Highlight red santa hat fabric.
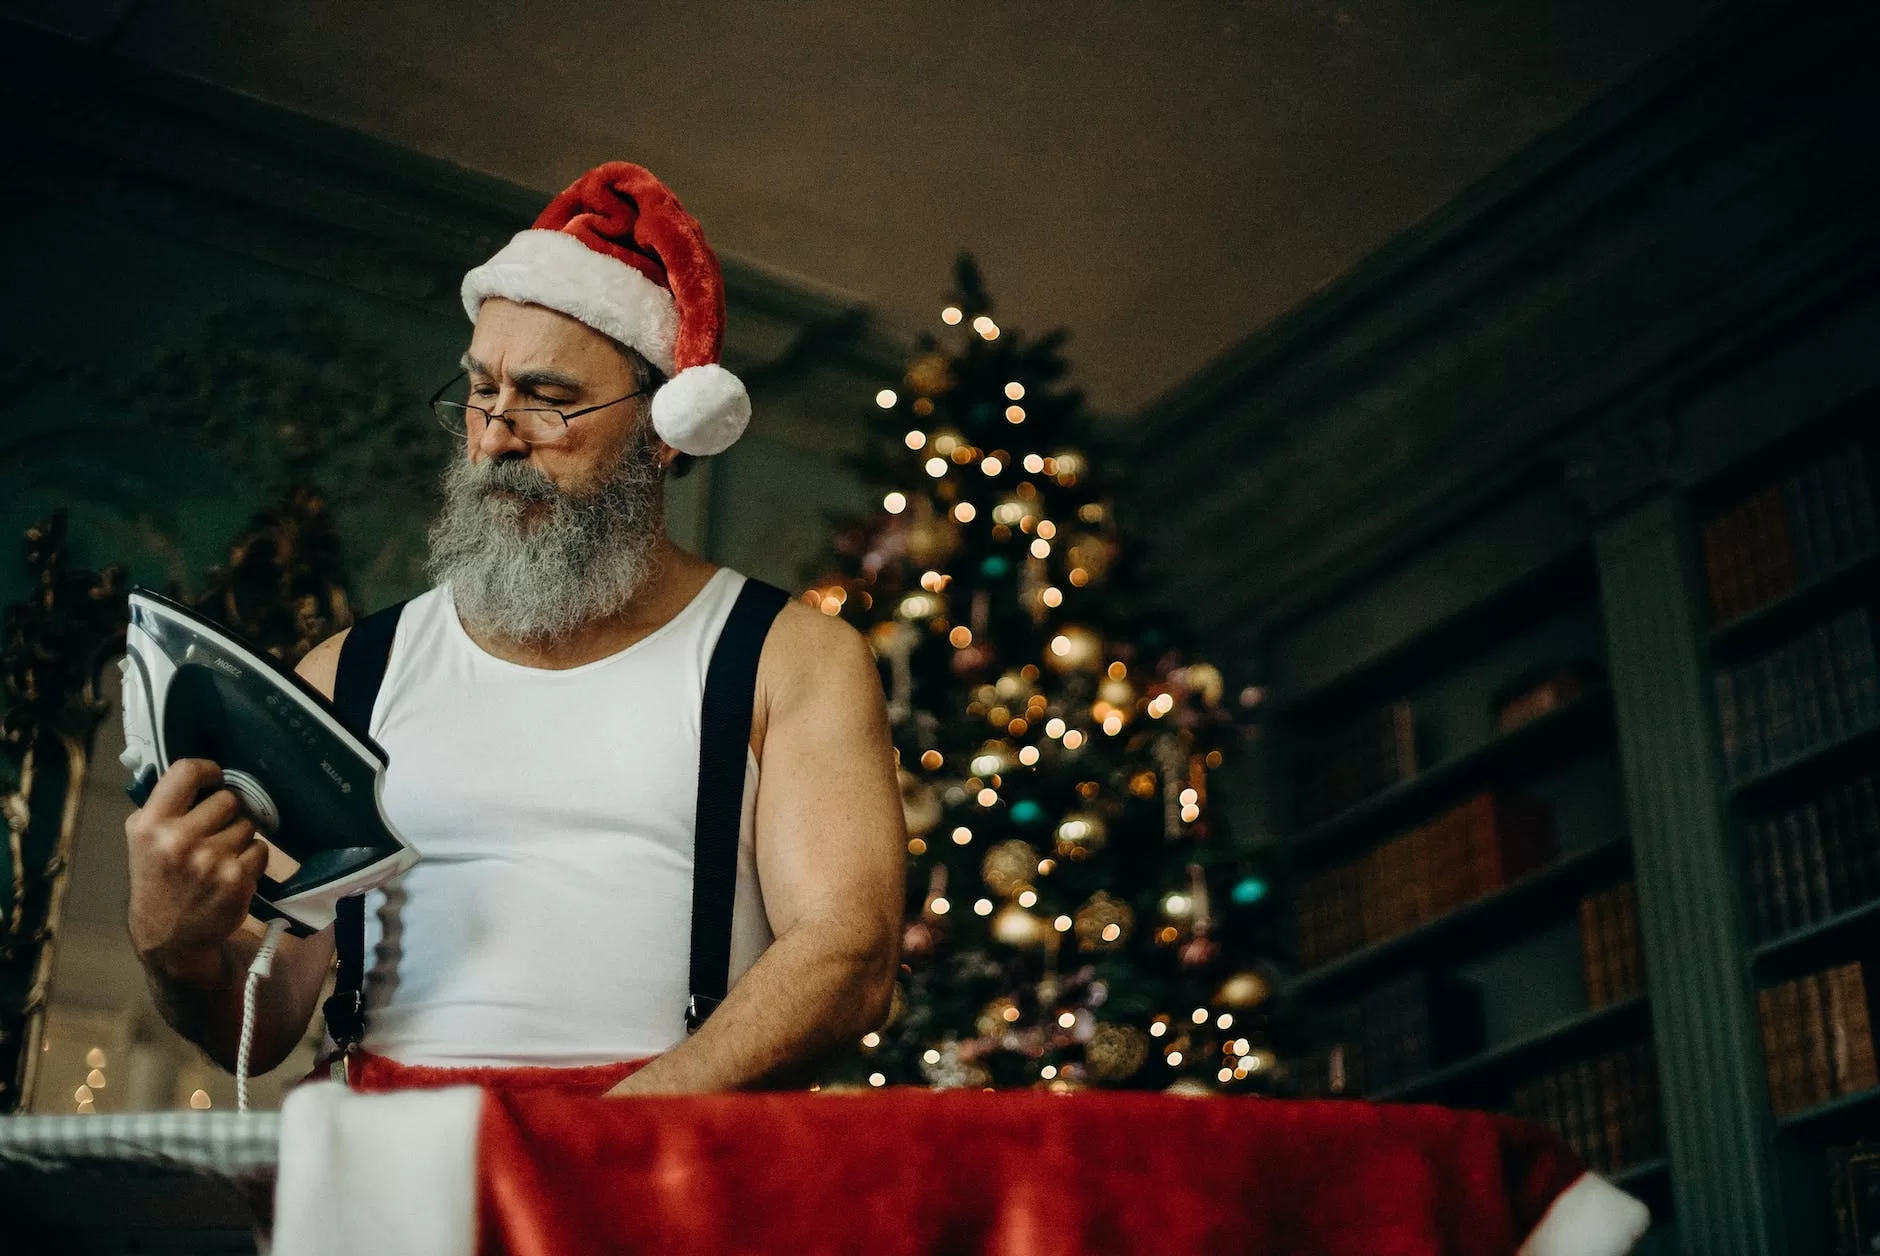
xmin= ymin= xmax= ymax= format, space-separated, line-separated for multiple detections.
xmin=460 ymin=161 xmax=749 ymax=457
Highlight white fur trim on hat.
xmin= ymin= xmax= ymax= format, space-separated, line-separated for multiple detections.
xmin=461 ymin=229 xmax=679 ymax=375
xmin=652 ymin=363 xmax=751 ymax=456
xmin=1517 ymin=1172 xmax=1650 ymax=1256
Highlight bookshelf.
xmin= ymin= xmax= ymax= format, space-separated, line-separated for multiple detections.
xmin=1266 ymin=545 xmax=1670 ymax=1224
xmin=1693 ymin=422 xmax=1879 ymax=1253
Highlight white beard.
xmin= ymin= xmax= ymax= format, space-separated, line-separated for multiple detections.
xmin=425 ymin=431 xmax=665 ymax=644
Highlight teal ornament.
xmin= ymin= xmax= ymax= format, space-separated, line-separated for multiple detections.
xmin=1230 ymin=876 xmax=1269 ymax=907
xmin=980 ymin=555 xmax=1011 ymax=579
xmin=1010 ymin=799 xmax=1045 ymax=826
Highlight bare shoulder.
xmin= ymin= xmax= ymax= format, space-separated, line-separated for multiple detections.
xmin=294 ymin=628 xmax=351 ymax=701
xmin=760 ymin=600 xmax=879 ymax=705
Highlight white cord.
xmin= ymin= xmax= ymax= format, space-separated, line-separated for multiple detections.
xmin=237 ymin=917 xmax=290 ymax=1113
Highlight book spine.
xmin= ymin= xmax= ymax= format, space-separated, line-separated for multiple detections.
xmin=1574 ymin=1058 xmax=1607 ymax=1174
xmin=1599 ymin=1050 xmax=1627 ymax=1172
xmin=1746 ymin=657 xmax=1771 ymax=778
xmin=1801 ymin=808 xmax=1834 ymax=925
xmin=1802 ymin=972 xmax=1834 ymax=1110
xmin=1779 ymin=979 xmax=1808 ymax=1116
xmin=1783 ymin=470 xmax=1819 ymax=584
xmin=1800 ymin=462 xmax=1840 ymax=574
xmin=1581 ymin=893 xmax=1607 ymax=1008
xmin=1841 ymin=961 xmax=1878 ymax=1094
xmin=1781 ymin=812 xmax=1816 ymax=929
xmin=1763 ymin=819 xmax=1793 ymax=938
xmin=1855 ymin=774 xmax=1880 ymax=908
xmin=1758 ymin=986 xmax=1786 ymax=1117
xmin=1615 ymin=882 xmax=1644 ymax=999
xmin=1814 ymin=622 xmax=1849 ymax=743
xmin=1796 ymin=630 xmax=1827 ymax=754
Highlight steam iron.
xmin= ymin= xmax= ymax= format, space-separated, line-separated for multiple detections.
xmin=119 ymin=588 xmax=418 ymax=936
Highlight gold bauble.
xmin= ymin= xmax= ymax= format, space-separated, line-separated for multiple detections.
xmin=1054 ymin=810 xmax=1109 ymax=859
xmin=990 ymin=903 xmax=1049 ymax=949
xmin=977 ymin=996 xmax=1023 ymax=1037
xmin=905 ymin=351 xmax=955 ymax=397
xmin=1045 ymin=624 xmax=1104 ymax=674
xmin=900 ymin=769 xmax=942 ymax=838
xmin=1215 ymin=969 xmax=1271 ymax=1010
xmin=1084 ymin=1023 xmax=1149 ymax=1082
xmin=907 ymin=519 xmax=961 ymax=568
xmin=1177 ymin=662 xmax=1226 ymax=707
xmin=980 ymin=839 xmax=1040 ymax=898
xmin=1072 ymin=892 xmax=1135 ymax=952
xmin=1065 ymin=533 xmax=1114 ymax=582
xmin=994 ymin=669 xmax=1039 ymax=704
xmin=869 ymin=620 xmax=919 ymax=658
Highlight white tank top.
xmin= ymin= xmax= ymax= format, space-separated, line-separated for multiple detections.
xmin=358 ymin=567 xmax=772 ymax=1067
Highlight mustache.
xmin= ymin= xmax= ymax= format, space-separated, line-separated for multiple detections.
xmin=458 ymin=455 xmax=565 ymax=503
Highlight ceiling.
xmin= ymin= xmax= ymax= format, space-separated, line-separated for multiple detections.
xmin=17 ymin=0 xmax=1718 ymax=414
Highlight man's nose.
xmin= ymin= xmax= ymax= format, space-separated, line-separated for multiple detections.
xmin=473 ymin=405 xmax=532 ymax=461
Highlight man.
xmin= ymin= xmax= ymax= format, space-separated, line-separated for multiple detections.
xmin=124 ymin=161 xmax=905 ymax=1095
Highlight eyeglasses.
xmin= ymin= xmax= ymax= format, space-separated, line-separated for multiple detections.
xmin=429 ymin=373 xmax=649 ymax=445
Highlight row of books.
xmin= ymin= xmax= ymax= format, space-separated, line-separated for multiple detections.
xmin=1742 ymin=768 xmax=1880 ymax=943
xmin=1508 ymin=1041 xmax=1664 ymax=1178
xmin=1712 ymin=606 xmax=1879 ymax=783
xmin=1294 ymin=699 xmax=1418 ymax=827
xmin=1289 ymin=971 xmax=1485 ymax=1099
xmin=1294 ymin=793 xmax=1558 ymax=970
xmin=1580 ymin=881 xmax=1645 ymax=1008
xmin=1757 ymin=962 xmax=1877 ymax=1120
xmin=1701 ymin=438 xmax=1877 ymax=625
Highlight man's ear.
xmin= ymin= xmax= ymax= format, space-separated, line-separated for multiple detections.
xmin=654 ymin=437 xmax=680 ymax=470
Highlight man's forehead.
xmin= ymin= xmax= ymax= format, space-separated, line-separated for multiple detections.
xmin=460 ymin=350 xmax=583 ymax=389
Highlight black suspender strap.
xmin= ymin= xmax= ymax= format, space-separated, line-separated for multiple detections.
xmin=322 ymin=600 xmax=407 ymax=1053
xmin=686 ymin=578 xmax=790 ymax=1034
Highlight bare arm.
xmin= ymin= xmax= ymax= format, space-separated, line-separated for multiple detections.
xmin=128 ymin=632 xmax=348 ymax=1075
xmin=609 ymin=606 xmax=905 ymax=1093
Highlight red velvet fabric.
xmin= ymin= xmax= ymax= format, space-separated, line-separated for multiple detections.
xmin=532 ymin=162 xmax=728 ymax=371
xmin=472 ymin=1089 xmax=1587 ymax=1256
xmin=343 ymin=1049 xmax=651 ymax=1096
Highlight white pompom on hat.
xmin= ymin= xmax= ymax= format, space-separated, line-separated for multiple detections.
xmin=460 ymin=162 xmax=750 ymax=457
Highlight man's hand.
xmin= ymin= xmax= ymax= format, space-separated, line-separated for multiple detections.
xmin=125 ymin=758 xmax=269 ymax=985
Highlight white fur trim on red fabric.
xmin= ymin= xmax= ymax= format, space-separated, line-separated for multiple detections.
xmin=651 ymin=362 xmax=752 ymax=456
xmin=1517 ymin=1172 xmax=1651 ymax=1256
xmin=274 ymin=1083 xmax=484 ymax=1256
xmin=462 ymin=229 xmax=680 ymax=375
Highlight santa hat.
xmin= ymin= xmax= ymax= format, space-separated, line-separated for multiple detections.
xmin=460 ymin=161 xmax=749 ymax=457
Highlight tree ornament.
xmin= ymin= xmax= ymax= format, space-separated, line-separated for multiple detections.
xmin=1065 ymin=532 xmax=1115 ymax=583
xmin=1097 ymin=674 xmax=1136 ymax=711
xmin=1084 ymin=1023 xmax=1149 ymax=1082
xmin=1044 ymin=624 xmax=1104 ymax=674
xmin=949 ymin=641 xmax=998 ymax=680
xmin=1072 ymin=891 xmax=1134 ymax=951
xmin=905 ymin=498 xmax=961 ymax=567
xmin=1173 ymin=662 xmax=1226 ymax=707
xmin=1215 ymin=969 xmax=1271 ymax=1010
xmin=1177 ymin=864 xmax=1219 ymax=969
xmin=980 ymin=839 xmax=1040 ymax=898
xmin=990 ymin=902 xmax=1049 ymax=949
xmin=904 ymin=351 xmax=954 ymax=397
xmin=920 ymin=1039 xmax=990 ymax=1090
xmin=1053 ymin=810 xmax=1108 ymax=859
xmin=900 ymin=769 xmax=942 ymax=838
xmin=976 ymin=996 xmax=1023 ymax=1037
xmin=902 ymin=918 xmax=939 ymax=964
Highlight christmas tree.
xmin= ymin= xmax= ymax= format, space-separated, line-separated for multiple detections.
xmin=810 ymin=257 xmax=1279 ymax=1093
